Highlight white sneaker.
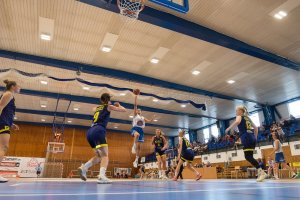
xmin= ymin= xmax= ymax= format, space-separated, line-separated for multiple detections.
xmin=274 ymin=176 xmax=280 ymax=180
xmin=0 ymin=176 xmax=8 ymax=183
xmin=256 ymin=169 xmax=267 ymax=182
xmin=133 ymin=159 xmax=138 ymax=168
xmin=97 ymin=175 xmax=112 ymax=184
xmin=162 ymin=175 xmax=168 ymax=180
xmin=131 ymin=144 xmax=136 ymax=154
xmin=78 ymin=164 xmax=87 ymax=181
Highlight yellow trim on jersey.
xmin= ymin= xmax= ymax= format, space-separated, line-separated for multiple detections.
xmin=180 ymin=156 xmax=193 ymax=163
xmin=243 ymin=148 xmax=254 ymax=152
xmin=94 ymin=144 xmax=108 ymax=149
xmin=0 ymin=126 xmax=10 ymax=133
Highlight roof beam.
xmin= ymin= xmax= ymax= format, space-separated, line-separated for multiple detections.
xmin=0 ymin=50 xmax=261 ymax=104
xmin=16 ymin=108 xmax=182 ymax=130
xmin=0 ymin=86 xmax=217 ymax=119
xmin=79 ymin=0 xmax=300 ymax=71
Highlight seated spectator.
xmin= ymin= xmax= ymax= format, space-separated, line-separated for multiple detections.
xmin=267 ymin=156 xmax=275 ymax=178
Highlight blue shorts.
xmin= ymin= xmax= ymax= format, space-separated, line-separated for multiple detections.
xmin=155 ymin=149 xmax=166 ymax=157
xmin=240 ymin=132 xmax=256 ymax=151
xmin=86 ymin=125 xmax=107 ymax=149
xmin=131 ymin=127 xmax=144 ymax=142
xmin=180 ymin=149 xmax=194 ymax=163
xmin=275 ymin=152 xmax=285 ymax=163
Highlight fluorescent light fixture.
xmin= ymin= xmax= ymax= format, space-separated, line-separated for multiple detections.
xmin=120 ymin=93 xmax=126 ymax=96
xmin=83 ymin=86 xmax=90 ymax=90
xmin=181 ymin=105 xmax=187 ymax=108
xmin=40 ymin=33 xmax=51 ymax=41
xmin=153 ymin=119 xmax=158 ymax=122
xmin=41 ymin=119 xmax=46 ymax=122
xmin=114 ymin=126 xmax=118 ymax=129
xmin=73 ymin=108 xmax=79 ymax=111
xmin=101 ymin=46 xmax=112 ymax=53
xmin=227 ymin=80 xmax=235 ymax=84
xmin=14 ymin=116 xmax=17 ymax=120
xmin=278 ymin=11 xmax=287 ymax=17
xmin=274 ymin=13 xmax=283 ymax=19
xmin=129 ymin=115 xmax=134 ymax=118
xmin=41 ymin=105 xmax=47 ymax=108
xmin=153 ymin=99 xmax=159 ymax=102
xmin=100 ymin=33 xmax=119 ymax=53
xmin=192 ymin=70 xmax=200 ymax=75
xmin=67 ymin=120 xmax=72 ymax=123
xmin=150 ymin=58 xmax=159 ymax=64
xmin=40 ymin=80 xmax=48 ymax=85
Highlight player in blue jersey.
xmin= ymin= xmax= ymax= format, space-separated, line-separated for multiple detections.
xmin=173 ymin=130 xmax=201 ymax=181
xmin=152 ymin=129 xmax=168 ymax=179
xmin=78 ymin=93 xmax=126 ymax=184
xmin=225 ymin=105 xmax=267 ymax=182
xmin=0 ymin=80 xmax=20 ymax=183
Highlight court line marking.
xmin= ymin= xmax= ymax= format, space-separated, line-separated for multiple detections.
xmin=0 ymin=185 xmax=299 ymax=197
xmin=9 ymin=183 xmax=26 ymax=187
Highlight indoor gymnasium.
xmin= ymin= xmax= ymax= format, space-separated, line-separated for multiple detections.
xmin=0 ymin=0 xmax=300 ymax=199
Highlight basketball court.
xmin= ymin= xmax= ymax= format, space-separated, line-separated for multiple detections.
xmin=1 ymin=179 xmax=300 ymax=200
xmin=0 ymin=0 xmax=300 ymax=199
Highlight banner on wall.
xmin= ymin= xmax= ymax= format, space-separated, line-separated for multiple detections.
xmin=0 ymin=156 xmax=45 ymax=178
xmin=113 ymin=168 xmax=132 ymax=177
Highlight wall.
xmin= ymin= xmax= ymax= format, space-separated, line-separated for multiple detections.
xmin=7 ymin=123 xmax=155 ymax=177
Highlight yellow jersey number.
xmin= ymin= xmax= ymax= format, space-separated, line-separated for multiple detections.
xmin=245 ymin=117 xmax=252 ymax=130
xmin=93 ymin=105 xmax=104 ymax=123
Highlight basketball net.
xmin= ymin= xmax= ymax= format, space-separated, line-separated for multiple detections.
xmin=118 ymin=0 xmax=145 ymax=20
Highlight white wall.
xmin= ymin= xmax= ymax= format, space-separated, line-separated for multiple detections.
xmin=196 ymin=130 xmax=204 ymax=143
xmin=275 ymin=103 xmax=290 ymax=120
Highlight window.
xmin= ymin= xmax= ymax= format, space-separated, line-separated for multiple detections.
xmin=203 ymin=128 xmax=210 ymax=143
xmin=211 ymin=125 xmax=219 ymax=138
xmin=250 ymin=112 xmax=260 ymax=127
xmin=185 ymin=133 xmax=190 ymax=142
xmin=288 ymin=100 xmax=300 ymax=118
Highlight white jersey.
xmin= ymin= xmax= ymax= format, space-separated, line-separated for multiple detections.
xmin=275 ymin=140 xmax=283 ymax=153
xmin=132 ymin=114 xmax=145 ymax=128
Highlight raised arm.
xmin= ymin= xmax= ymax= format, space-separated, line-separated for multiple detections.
xmin=177 ymin=137 xmax=183 ymax=161
xmin=0 ymin=92 xmax=13 ymax=115
xmin=134 ymin=95 xmax=138 ymax=116
xmin=225 ymin=116 xmax=242 ymax=134
xmin=108 ymin=103 xmax=127 ymax=112
xmin=144 ymin=115 xmax=156 ymax=123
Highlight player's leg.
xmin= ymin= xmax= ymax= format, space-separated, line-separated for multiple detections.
xmin=156 ymin=154 xmax=162 ymax=178
xmin=161 ymin=154 xmax=168 ymax=179
xmin=131 ymin=130 xmax=140 ymax=154
xmin=173 ymin=159 xmax=184 ymax=181
xmin=0 ymin=133 xmax=10 ymax=183
xmin=186 ymin=162 xmax=201 ymax=181
xmin=97 ymin=146 xmax=111 ymax=183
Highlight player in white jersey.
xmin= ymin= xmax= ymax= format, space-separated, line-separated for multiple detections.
xmin=131 ymin=94 xmax=155 ymax=168
xmin=269 ymin=131 xmax=297 ymax=179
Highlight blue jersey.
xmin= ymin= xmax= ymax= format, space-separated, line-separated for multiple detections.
xmin=181 ymin=137 xmax=191 ymax=151
xmin=92 ymin=104 xmax=110 ymax=128
xmin=153 ymin=136 xmax=165 ymax=151
xmin=0 ymin=94 xmax=16 ymax=126
xmin=237 ymin=116 xmax=252 ymax=135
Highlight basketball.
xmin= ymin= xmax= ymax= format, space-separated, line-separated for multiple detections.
xmin=133 ymin=89 xmax=140 ymax=95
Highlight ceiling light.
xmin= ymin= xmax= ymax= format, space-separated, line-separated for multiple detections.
xmin=153 ymin=119 xmax=158 ymax=122
xmin=227 ymin=80 xmax=235 ymax=84
xmin=192 ymin=70 xmax=200 ymax=75
xmin=114 ymin=126 xmax=118 ymax=129
xmin=120 ymin=93 xmax=126 ymax=96
xmin=278 ymin=11 xmax=287 ymax=17
xmin=14 ymin=116 xmax=17 ymax=120
xmin=129 ymin=115 xmax=134 ymax=118
xmin=181 ymin=105 xmax=186 ymax=108
xmin=67 ymin=120 xmax=72 ymax=123
xmin=101 ymin=46 xmax=112 ymax=53
xmin=83 ymin=86 xmax=90 ymax=90
xmin=274 ymin=13 xmax=283 ymax=19
xmin=73 ymin=107 xmax=79 ymax=111
xmin=41 ymin=119 xmax=46 ymax=122
xmin=40 ymin=33 xmax=51 ymax=41
xmin=150 ymin=58 xmax=159 ymax=64
xmin=153 ymin=99 xmax=159 ymax=102
xmin=41 ymin=105 xmax=47 ymax=108
xmin=40 ymin=80 xmax=48 ymax=85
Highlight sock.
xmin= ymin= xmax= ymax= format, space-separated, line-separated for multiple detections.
xmin=84 ymin=160 xmax=93 ymax=170
xmin=100 ymin=167 xmax=106 ymax=177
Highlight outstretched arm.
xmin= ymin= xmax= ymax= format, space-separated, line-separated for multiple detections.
xmin=225 ymin=116 xmax=242 ymax=134
xmin=108 ymin=103 xmax=127 ymax=112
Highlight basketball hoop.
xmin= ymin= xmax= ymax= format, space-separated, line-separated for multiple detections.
xmin=117 ymin=0 xmax=145 ymax=19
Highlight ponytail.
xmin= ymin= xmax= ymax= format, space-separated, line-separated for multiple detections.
xmin=3 ymin=80 xmax=17 ymax=91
